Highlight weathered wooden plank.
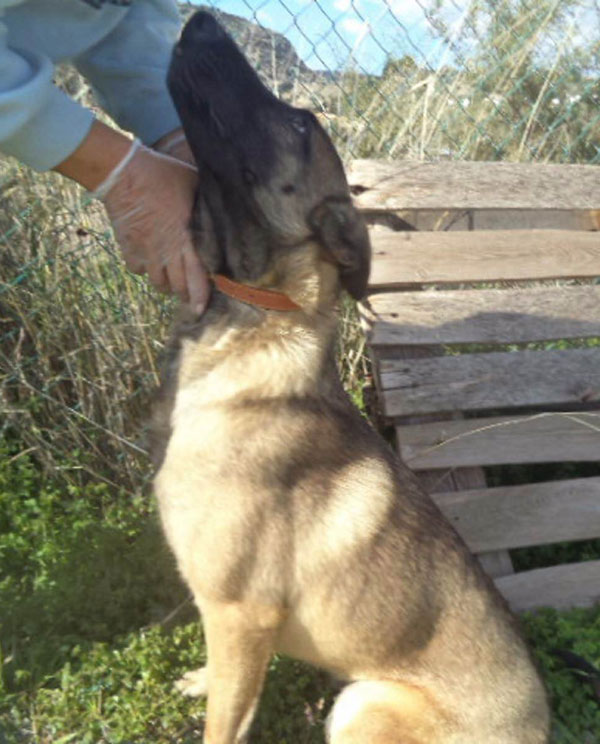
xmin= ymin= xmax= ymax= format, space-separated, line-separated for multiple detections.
xmin=369 ymin=229 xmax=600 ymax=288
xmin=477 ymin=550 xmax=515 ymax=578
xmin=362 ymin=208 xmax=598 ymax=232
xmin=471 ymin=209 xmax=598 ymax=231
xmin=365 ymin=286 xmax=600 ymax=347
xmin=495 ymin=560 xmax=600 ymax=612
xmin=379 ymin=348 xmax=600 ymax=417
xmin=396 ymin=413 xmax=600 ymax=470
xmin=432 ymin=477 xmax=600 ymax=553
xmin=348 ymin=160 xmax=600 ymax=214
xmin=388 ymin=350 xmax=514 ymax=578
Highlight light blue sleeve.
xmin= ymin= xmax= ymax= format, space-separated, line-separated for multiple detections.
xmin=0 ymin=10 xmax=94 ymax=172
xmin=74 ymin=0 xmax=183 ymax=147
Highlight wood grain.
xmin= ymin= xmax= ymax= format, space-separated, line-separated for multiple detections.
xmin=387 ymin=346 xmax=514 ymax=578
xmin=432 ymin=477 xmax=600 ymax=552
xmin=368 ymin=229 xmax=600 ymax=288
xmin=495 ymin=560 xmax=600 ymax=611
xmin=362 ymin=208 xmax=599 ymax=232
xmin=396 ymin=412 xmax=600 ymax=469
xmin=364 ymin=286 xmax=600 ymax=347
xmin=348 ymin=160 xmax=600 ymax=213
xmin=357 ymin=159 xmax=600 ymax=598
xmin=379 ymin=348 xmax=600 ymax=417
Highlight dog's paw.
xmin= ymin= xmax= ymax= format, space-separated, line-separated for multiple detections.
xmin=175 ymin=667 xmax=208 ymax=697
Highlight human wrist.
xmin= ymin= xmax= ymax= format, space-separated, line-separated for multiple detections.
xmin=53 ymin=120 xmax=134 ymax=192
xmin=153 ymin=128 xmax=186 ymax=154
xmin=91 ymin=139 xmax=143 ymax=200
xmin=153 ymin=127 xmax=195 ymax=165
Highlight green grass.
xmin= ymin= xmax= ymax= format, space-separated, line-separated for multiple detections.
xmin=523 ymin=607 xmax=600 ymax=743
xmin=1 ymin=434 xmax=600 ymax=743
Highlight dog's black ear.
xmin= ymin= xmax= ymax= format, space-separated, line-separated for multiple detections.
xmin=309 ymin=199 xmax=371 ymax=300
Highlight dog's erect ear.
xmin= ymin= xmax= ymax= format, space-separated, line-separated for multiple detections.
xmin=309 ymin=199 xmax=371 ymax=300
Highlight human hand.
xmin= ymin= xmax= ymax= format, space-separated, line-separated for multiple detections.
xmin=93 ymin=139 xmax=209 ymax=314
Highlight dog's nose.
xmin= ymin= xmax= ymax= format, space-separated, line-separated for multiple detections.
xmin=180 ymin=11 xmax=227 ymax=46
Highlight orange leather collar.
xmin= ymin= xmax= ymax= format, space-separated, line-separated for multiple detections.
xmin=212 ymin=274 xmax=301 ymax=312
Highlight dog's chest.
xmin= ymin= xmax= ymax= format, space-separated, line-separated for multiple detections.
xmin=152 ymin=323 xmax=330 ymax=599
xmin=154 ymin=388 xmax=294 ymax=601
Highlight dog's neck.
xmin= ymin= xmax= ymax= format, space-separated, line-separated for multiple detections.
xmin=211 ymin=274 xmax=302 ymax=312
xmin=173 ymin=242 xmax=343 ymax=400
xmin=211 ymin=241 xmax=340 ymax=318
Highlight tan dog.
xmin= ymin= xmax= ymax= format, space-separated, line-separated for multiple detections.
xmin=153 ymin=11 xmax=550 ymax=743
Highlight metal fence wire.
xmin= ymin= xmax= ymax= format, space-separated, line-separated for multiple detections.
xmin=1 ymin=0 xmax=599 ymax=490
xmin=191 ymin=0 xmax=600 ymax=163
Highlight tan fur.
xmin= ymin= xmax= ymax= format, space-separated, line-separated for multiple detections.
xmin=327 ymin=680 xmax=444 ymax=744
xmin=154 ymin=248 xmax=549 ymax=744
xmin=156 ymin=14 xmax=550 ymax=740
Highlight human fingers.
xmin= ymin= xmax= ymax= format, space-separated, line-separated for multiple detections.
xmin=182 ymin=248 xmax=211 ymax=315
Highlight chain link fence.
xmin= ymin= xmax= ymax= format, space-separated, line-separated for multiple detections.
xmin=1 ymin=0 xmax=599 ymax=490
xmin=193 ymin=0 xmax=600 ymax=163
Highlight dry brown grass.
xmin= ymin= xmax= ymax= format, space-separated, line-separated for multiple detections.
xmin=0 ymin=162 xmax=173 ymax=492
xmin=2 ymin=0 xmax=598 ymax=491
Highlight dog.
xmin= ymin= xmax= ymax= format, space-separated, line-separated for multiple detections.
xmin=152 ymin=11 xmax=550 ymax=743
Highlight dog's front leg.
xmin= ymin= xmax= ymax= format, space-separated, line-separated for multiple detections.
xmin=201 ymin=599 xmax=286 ymax=744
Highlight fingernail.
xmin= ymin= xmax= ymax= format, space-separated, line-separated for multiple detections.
xmin=195 ymin=301 xmax=206 ymax=316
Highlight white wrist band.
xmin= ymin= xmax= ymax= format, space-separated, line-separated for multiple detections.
xmin=92 ymin=138 xmax=142 ymax=200
xmin=158 ymin=131 xmax=187 ymax=155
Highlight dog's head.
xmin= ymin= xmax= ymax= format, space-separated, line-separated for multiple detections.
xmin=168 ymin=11 xmax=370 ymax=299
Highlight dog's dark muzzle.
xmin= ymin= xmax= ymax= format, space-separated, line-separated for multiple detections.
xmin=168 ymin=11 xmax=289 ymax=196
xmin=169 ymin=11 xmax=277 ymax=114
xmin=177 ymin=10 xmax=227 ymax=48
xmin=168 ymin=11 xmax=283 ymax=178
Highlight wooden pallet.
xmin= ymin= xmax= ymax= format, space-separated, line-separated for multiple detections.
xmin=351 ymin=160 xmax=600 ymax=612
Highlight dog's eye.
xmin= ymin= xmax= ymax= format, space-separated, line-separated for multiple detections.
xmin=242 ymin=168 xmax=257 ymax=186
xmin=290 ymin=116 xmax=309 ymax=135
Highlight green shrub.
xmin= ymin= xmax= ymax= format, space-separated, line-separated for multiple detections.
xmin=523 ymin=606 xmax=600 ymax=742
xmin=0 ymin=443 xmax=189 ymax=692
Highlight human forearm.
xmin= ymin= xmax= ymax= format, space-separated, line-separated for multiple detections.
xmin=0 ymin=17 xmax=94 ymax=171
xmin=53 ymin=119 xmax=132 ymax=191
xmin=74 ymin=0 xmax=182 ymax=148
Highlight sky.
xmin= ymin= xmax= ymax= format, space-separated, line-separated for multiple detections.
xmin=191 ymin=0 xmax=599 ymax=77
xmin=192 ymin=0 xmax=448 ymax=75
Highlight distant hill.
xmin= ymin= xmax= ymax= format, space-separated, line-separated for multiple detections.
xmin=54 ymin=5 xmax=345 ymax=124
xmin=179 ymin=4 xmax=338 ymax=107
